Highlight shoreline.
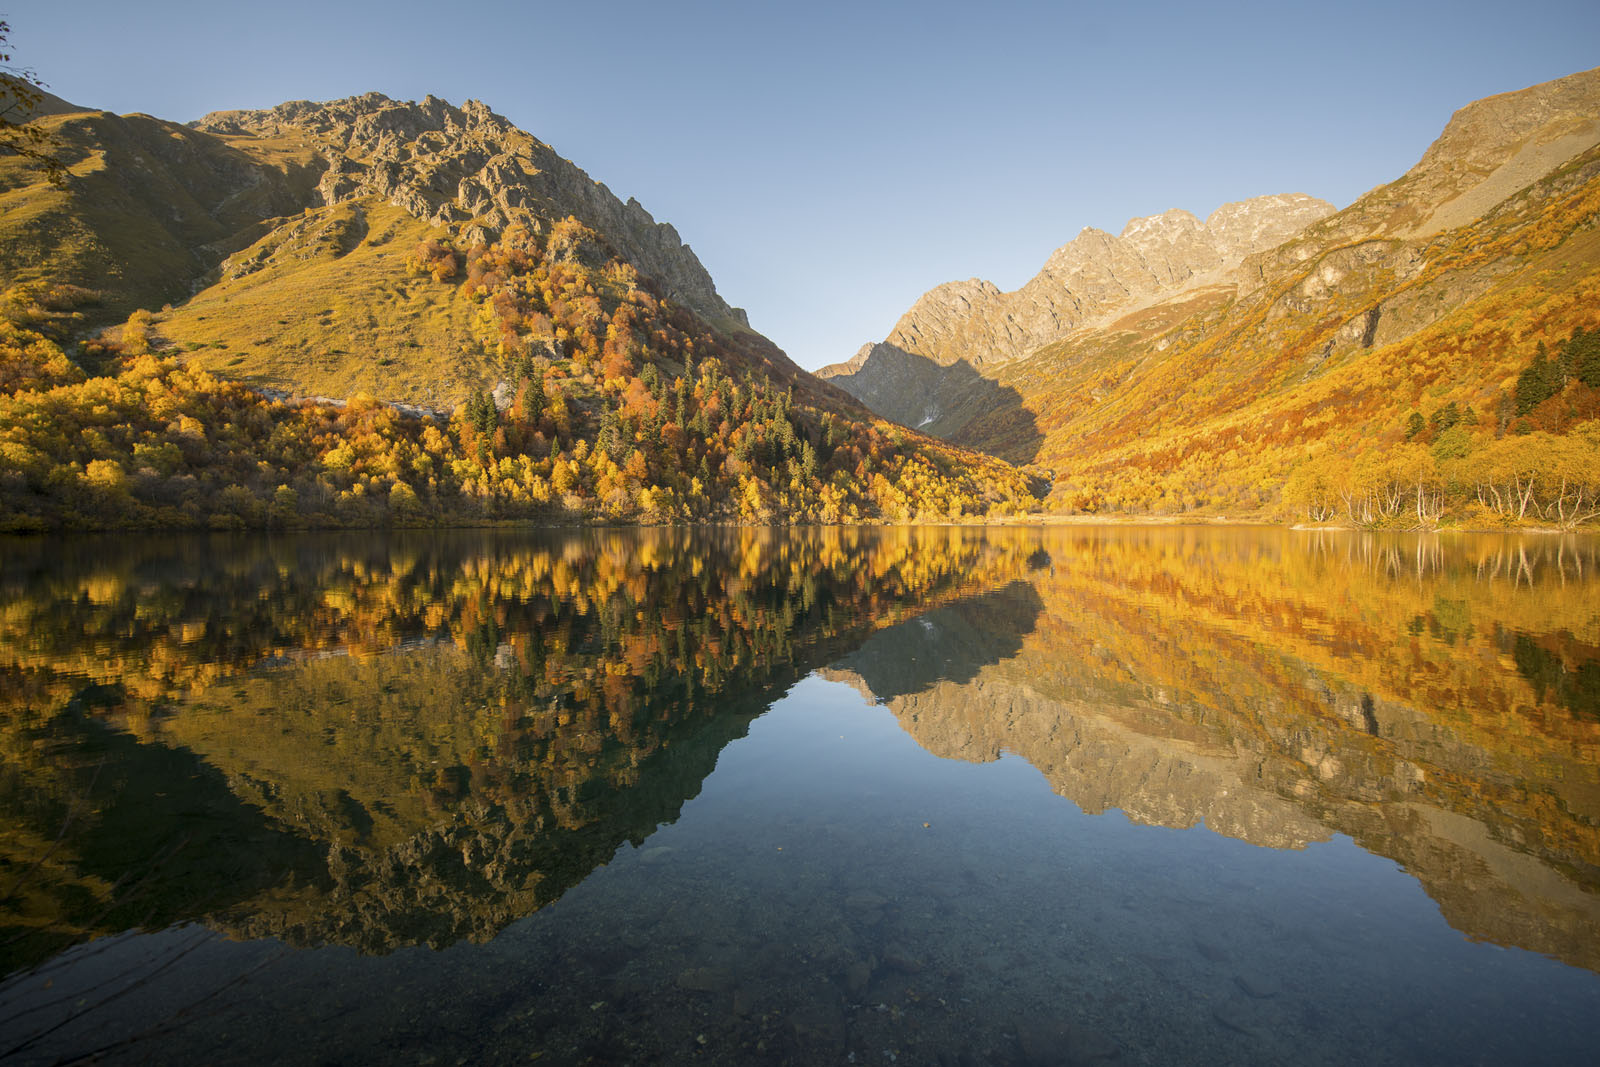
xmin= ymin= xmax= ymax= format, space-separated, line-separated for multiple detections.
xmin=5 ymin=514 xmax=1597 ymax=537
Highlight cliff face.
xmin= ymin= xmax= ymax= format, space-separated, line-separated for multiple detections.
xmin=190 ymin=93 xmax=745 ymax=326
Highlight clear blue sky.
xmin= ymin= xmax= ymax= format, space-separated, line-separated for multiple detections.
xmin=9 ymin=0 xmax=1600 ymax=369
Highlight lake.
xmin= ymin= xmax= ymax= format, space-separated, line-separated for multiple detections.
xmin=1 ymin=526 xmax=1597 ymax=1065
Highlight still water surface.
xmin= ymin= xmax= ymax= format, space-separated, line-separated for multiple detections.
xmin=0 ymin=526 xmax=1597 ymax=1064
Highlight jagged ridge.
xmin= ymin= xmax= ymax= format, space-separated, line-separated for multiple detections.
xmin=191 ymin=93 xmax=746 ymax=326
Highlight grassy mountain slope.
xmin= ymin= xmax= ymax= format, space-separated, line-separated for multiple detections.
xmin=0 ymin=103 xmax=308 ymax=322
xmin=158 ymin=200 xmax=490 ymax=406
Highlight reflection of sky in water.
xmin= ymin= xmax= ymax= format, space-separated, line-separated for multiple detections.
xmin=647 ymin=674 xmax=1600 ymax=1064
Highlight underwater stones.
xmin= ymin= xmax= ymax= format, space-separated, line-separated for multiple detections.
xmin=1233 ymin=969 xmax=1281 ymax=999
xmin=675 ymin=966 xmax=734 ymax=993
xmin=882 ymin=944 xmax=925 ymax=974
xmin=787 ymin=999 xmax=847 ymax=1048
xmin=1211 ymin=994 xmax=1266 ymax=1036
xmin=844 ymin=958 xmax=874 ymax=997
xmin=1014 ymin=1017 xmax=1122 ymax=1065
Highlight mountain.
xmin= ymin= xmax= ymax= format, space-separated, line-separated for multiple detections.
xmin=820 ymin=67 xmax=1600 ymax=519
xmin=0 ymin=93 xmax=1040 ymax=528
xmin=0 ymin=92 xmax=754 ymax=403
xmin=817 ymin=193 xmax=1333 ymax=440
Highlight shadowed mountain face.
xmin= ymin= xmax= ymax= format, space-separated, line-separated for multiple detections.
xmin=815 ymin=341 xmax=1044 ymax=462
xmin=1 ymin=527 xmax=1596 ymax=978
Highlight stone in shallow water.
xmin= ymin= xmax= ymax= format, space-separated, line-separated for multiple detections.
xmin=676 ymin=966 xmax=733 ymax=993
xmin=1212 ymin=995 xmax=1263 ymax=1036
xmin=1234 ymin=969 xmax=1281 ymax=999
xmin=1014 ymin=1017 xmax=1121 ymax=1065
xmin=787 ymin=1000 xmax=846 ymax=1048
xmin=882 ymin=944 xmax=924 ymax=974
xmin=845 ymin=959 xmax=874 ymax=997
xmin=1193 ymin=939 xmax=1229 ymax=963
xmin=845 ymin=890 xmax=889 ymax=911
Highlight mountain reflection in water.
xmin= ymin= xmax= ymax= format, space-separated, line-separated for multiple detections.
xmin=0 ymin=526 xmax=1597 ymax=1064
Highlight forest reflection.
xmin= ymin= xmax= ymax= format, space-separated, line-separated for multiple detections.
xmin=0 ymin=527 xmax=1596 ymax=975
xmin=0 ymin=527 xmax=1046 ymax=970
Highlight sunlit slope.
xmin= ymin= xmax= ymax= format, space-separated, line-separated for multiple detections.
xmin=816 ymin=67 xmax=1600 ymax=515
xmin=155 ymin=200 xmax=492 ymax=406
xmin=0 ymin=105 xmax=307 ymax=323
xmin=1 ymin=93 xmax=1044 ymax=527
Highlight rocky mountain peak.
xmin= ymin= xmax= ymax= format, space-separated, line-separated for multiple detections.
xmin=1399 ymin=66 xmax=1600 ymax=237
xmin=1416 ymin=66 xmax=1600 ymax=179
xmin=1119 ymin=208 xmax=1203 ymax=241
xmin=192 ymin=93 xmax=744 ymax=324
xmin=1203 ymin=194 xmax=1333 ymax=256
xmin=861 ymin=192 xmax=1334 ymax=373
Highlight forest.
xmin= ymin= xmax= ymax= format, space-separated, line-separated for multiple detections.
xmin=1279 ymin=326 xmax=1600 ymax=530
xmin=3 ymin=207 xmax=1598 ymax=531
xmin=0 ymin=217 xmax=1039 ymax=531
xmin=0 ymin=527 xmax=1041 ymax=962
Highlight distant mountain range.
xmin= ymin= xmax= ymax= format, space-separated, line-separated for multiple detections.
xmin=821 ymin=66 xmax=1600 ymax=516
xmin=818 ymin=192 xmax=1334 ymax=436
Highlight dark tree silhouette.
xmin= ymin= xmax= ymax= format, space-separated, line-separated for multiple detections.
xmin=0 ymin=21 xmax=64 ymax=184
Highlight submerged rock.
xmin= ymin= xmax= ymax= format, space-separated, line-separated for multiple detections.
xmin=675 ymin=966 xmax=733 ymax=993
xmin=1015 ymin=1016 xmax=1122 ymax=1065
xmin=1234 ymin=969 xmax=1281 ymax=999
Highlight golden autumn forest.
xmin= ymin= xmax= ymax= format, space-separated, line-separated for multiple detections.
xmin=0 ymin=223 xmax=1037 ymax=530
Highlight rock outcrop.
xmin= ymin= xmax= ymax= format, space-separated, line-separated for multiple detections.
xmin=832 ymin=194 xmax=1334 ymax=378
xmin=192 ymin=93 xmax=745 ymax=324
xmin=819 ymin=195 xmax=1334 ymax=437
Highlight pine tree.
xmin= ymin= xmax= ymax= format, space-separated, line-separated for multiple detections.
xmin=1515 ymin=342 xmax=1560 ymax=416
xmin=1568 ymin=326 xmax=1600 ymax=389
